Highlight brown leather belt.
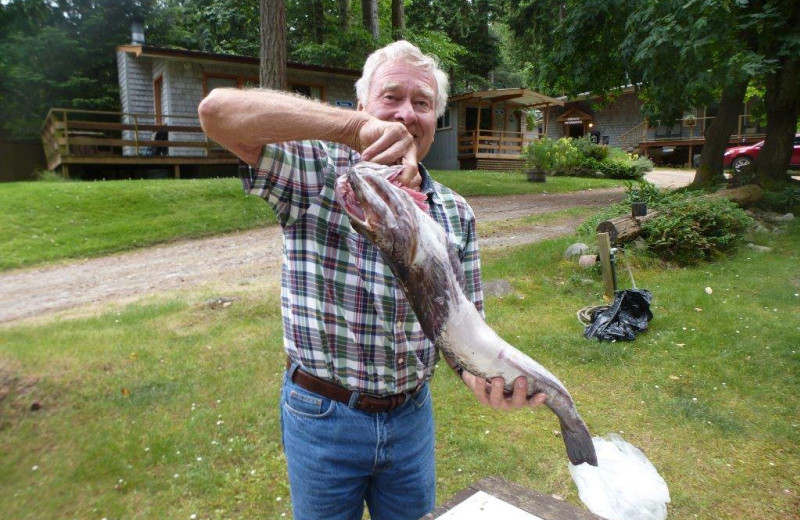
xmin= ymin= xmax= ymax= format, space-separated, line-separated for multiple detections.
xmin=286 ymin=360 xmax=415 ymax=414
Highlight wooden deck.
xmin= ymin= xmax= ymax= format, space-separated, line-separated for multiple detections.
xmin=619 ymin=115 xmax=765 ymax=165
xmin=41 ymin=108 xmax=238 ymax=178
xmin=457 ymin=129 xmax=535 ymax=171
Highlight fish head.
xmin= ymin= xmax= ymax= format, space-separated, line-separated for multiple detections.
xmin=335 ymin=162 xmax=425 ymax=268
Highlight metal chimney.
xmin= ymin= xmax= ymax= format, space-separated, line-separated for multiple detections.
xmin=131 ymin=18 xmax=145 ymax=45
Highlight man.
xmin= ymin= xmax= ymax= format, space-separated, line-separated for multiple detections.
xmin=198 ymin=40 xmax=544 ymax=520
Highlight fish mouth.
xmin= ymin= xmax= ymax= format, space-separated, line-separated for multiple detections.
xmin=335 ymin=164 xmax=407 ymax=232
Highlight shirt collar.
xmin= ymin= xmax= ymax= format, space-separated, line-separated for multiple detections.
xmin=419 ymin=163 xmax=443 ymax=206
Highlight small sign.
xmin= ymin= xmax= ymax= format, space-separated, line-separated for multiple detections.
xmin=437 ymin=491 xmax=544 ymax=520
xmin=662 ymin=147 xmax=675 ymax=154
xmin=335 ymin=100 xmax=354 ymax=108
xmin=495 ymin=109 xmax=505 ymax=115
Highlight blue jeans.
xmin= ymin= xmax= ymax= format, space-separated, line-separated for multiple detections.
xmin=280 ymin=364 xmax=436 ymax=520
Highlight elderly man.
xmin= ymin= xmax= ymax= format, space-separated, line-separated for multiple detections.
xmin=198 ymin=40 xmax=544 ymax=520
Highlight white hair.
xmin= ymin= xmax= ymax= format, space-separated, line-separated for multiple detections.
xmin=355 ymin=40 xmax=449 ymax=118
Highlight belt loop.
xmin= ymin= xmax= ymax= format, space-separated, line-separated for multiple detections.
xmin=286 ymin=360 xmax=301 ymax=380
xmin=348 ymin=390 xmax=362 ymax=409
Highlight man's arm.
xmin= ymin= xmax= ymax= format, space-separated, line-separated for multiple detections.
xmin=198 ymin=88 xmax=421 ymax=187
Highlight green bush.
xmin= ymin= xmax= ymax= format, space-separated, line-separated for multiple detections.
xmin=758 ymin=185 xmax=800 ymax=213
xmin=641 ymin=195 xmax=755 ymax=265
xmin=522 ymin=137 xmax=652 ymax=180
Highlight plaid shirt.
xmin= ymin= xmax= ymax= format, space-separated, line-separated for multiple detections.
xmin=241 ymin=140 xmax=483 ymax=395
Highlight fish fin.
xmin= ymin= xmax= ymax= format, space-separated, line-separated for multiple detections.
xmin=560 ymin=419 xmax=598 ymax=467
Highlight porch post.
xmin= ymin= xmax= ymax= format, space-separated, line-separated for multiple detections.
xmin=543 ymin=104 xmax=550 ymax=137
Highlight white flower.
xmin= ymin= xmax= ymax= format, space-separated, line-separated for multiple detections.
xmin=704 ymin=287 xmax=713 ymax=294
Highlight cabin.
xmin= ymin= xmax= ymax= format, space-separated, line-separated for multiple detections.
xmin=424 ymin=89 xmax=563 ymax=171
xmin=542 ymin=86 xmax=765 ymax=166
xmin=41 ymin=23 xmax=360 ymax=179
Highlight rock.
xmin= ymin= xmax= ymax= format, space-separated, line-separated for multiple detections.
xmin=564 ymin=242 xmax=590 ymax=259
xmin=483 ymin=279 xmax=514 ymax=298
xmin=205 ymin=297 xmax=237 ymax=309
xmin=578 ymin=255 xmax=598 ymax=268
xmin=746 ymin=243 xmax=772 ymax=253
xmin=775 ymin=213 xmax=795 ymax=222
xmin=753 ymin=224 xmax=769 ymax=234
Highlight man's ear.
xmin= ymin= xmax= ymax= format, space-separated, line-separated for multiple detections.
xmin=356 ymin=102 xmax=365 ymax=112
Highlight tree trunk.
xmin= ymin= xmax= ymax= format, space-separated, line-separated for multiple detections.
xmin=362 ymin=0 xmax=379 ymax=41
xmin=691 ymin=78 xmax=748 ymax=188
xmin=259 ymin=0 xmax=287 ymax=90
xmin=391 ymin=0 xmax=404 ymax=40
xmin=338 ymin=0 xmax=351 ymax=31
xmin=311 ymin=0 xmax=325 ymax=44
xmin=754 ymin=56 xmax=800 ymax=187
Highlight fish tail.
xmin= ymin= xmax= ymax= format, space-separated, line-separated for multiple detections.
xmin=560 ymin=419 xmax=598 ymax=466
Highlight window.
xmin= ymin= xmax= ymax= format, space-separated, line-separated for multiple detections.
xmin=203 ymin=74 xmax=258 ymax=96
xmin=436 ymin=108 xmax=451 ymax=130
xmin=465 ymin=106 xmax=491 ymax=131
xmin=290 ymin=84 xmax=324 ymax=101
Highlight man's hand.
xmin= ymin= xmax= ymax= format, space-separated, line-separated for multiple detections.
xmin=461 ymin=371 xmax=547 ymax=411
xmin=357 ymin=119 xmax=421 ymax=190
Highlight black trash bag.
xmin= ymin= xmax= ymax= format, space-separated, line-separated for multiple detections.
xmin=584 ymin=289 xmax=653 ymax=342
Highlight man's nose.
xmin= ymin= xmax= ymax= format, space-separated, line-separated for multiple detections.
xmin=394 ymin=98 xmax=417 ymax=124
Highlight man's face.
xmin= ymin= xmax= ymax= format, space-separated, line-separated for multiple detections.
xmin=360 ymin=59 xmax=438 ymax=160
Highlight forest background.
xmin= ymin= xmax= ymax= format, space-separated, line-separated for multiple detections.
xmin=1 ymin=0 xmax=798 ymax=186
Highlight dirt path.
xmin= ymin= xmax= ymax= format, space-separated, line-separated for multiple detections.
xmin=0 ymin=170 xmax=692 ymax=324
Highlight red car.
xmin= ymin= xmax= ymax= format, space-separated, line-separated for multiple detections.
xmin=723 ymin=133 xmax=800 ymax=173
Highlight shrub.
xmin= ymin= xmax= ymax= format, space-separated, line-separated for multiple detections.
xmin=758 ymin=185 xmax=800 ymax=213
xmin=522 ymin=137 xmax=652 ymax=180
xmin=623 ymin=180 xmax=668 ymax=206
xmin=522 ymin=137 xmax=556 ymax=171
xmin=641 ymin=195 xmax=755 ymax=265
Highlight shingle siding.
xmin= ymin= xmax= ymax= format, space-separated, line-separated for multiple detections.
xmin=546 ymin=93 xmax=644 ymax=147
xmin=116 ymin=49 xmax=360 ymax=158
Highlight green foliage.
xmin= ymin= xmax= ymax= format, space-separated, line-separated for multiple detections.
xmin=623 ymin=180 xmax=667 ymax=205
xmin=407 ymin=0 xmax=502 ymax=91
xmin=758 ymin=185 xmax=800 ymax=214
xmin=0 ymin=0 xmax=151 ymax=138
xmin=523 ymin=137 xmax=653 ymax=180
xmin=641 ymin=195 xmax=755 ymax=265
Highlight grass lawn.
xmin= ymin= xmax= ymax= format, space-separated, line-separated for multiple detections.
xmin=0 ymin=171 xmax=626 ymax=271
xmin=1 ymin=216 xmax=797 ymax=519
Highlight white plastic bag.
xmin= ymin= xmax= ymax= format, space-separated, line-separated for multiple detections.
xmin=569 ymin=434 xmax=670 ymax=520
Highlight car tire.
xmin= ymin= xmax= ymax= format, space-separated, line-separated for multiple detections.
xmin=731 ymin=156 xmax=752 ymax=174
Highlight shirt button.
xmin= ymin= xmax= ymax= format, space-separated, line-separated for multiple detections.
xmin=397 ymin=356 xmax=405 ymax=365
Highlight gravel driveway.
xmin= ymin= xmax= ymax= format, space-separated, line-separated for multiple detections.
xmin=0 ymin=169 xmax=692 ymax=324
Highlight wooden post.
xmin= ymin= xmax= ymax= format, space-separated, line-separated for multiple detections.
xmin=543 ymin=104 xmax=550 ymax=136
xmin=133 ymin=113 xmax=140 ymax=156
xmin=174 ymin=164 xmax=180 ymax=179
xmin=597 ymin=232 xmax=615 ymax=301
xmin=63 ymin=110 xmax=70 ymax=157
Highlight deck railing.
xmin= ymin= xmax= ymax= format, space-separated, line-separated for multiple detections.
xmin=457 ymin=129 xmax=537 ymax=158
xmin=618 ymin=115 xmax=765 ymax=152
xmin=40 ymin=108 xmax=233 ymax=171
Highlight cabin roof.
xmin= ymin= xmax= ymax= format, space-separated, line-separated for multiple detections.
xmin=116 ymin=44 xmax=362 ymax=77
xmin=449 ymin=88 xmax=564 ymax=108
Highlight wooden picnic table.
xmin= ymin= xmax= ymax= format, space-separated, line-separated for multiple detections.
xmin=422 ymin=476 xmax=604 ymax=520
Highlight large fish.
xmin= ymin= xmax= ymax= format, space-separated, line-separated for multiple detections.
xmin=334 ymin=162 xmax=598 ymax=467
